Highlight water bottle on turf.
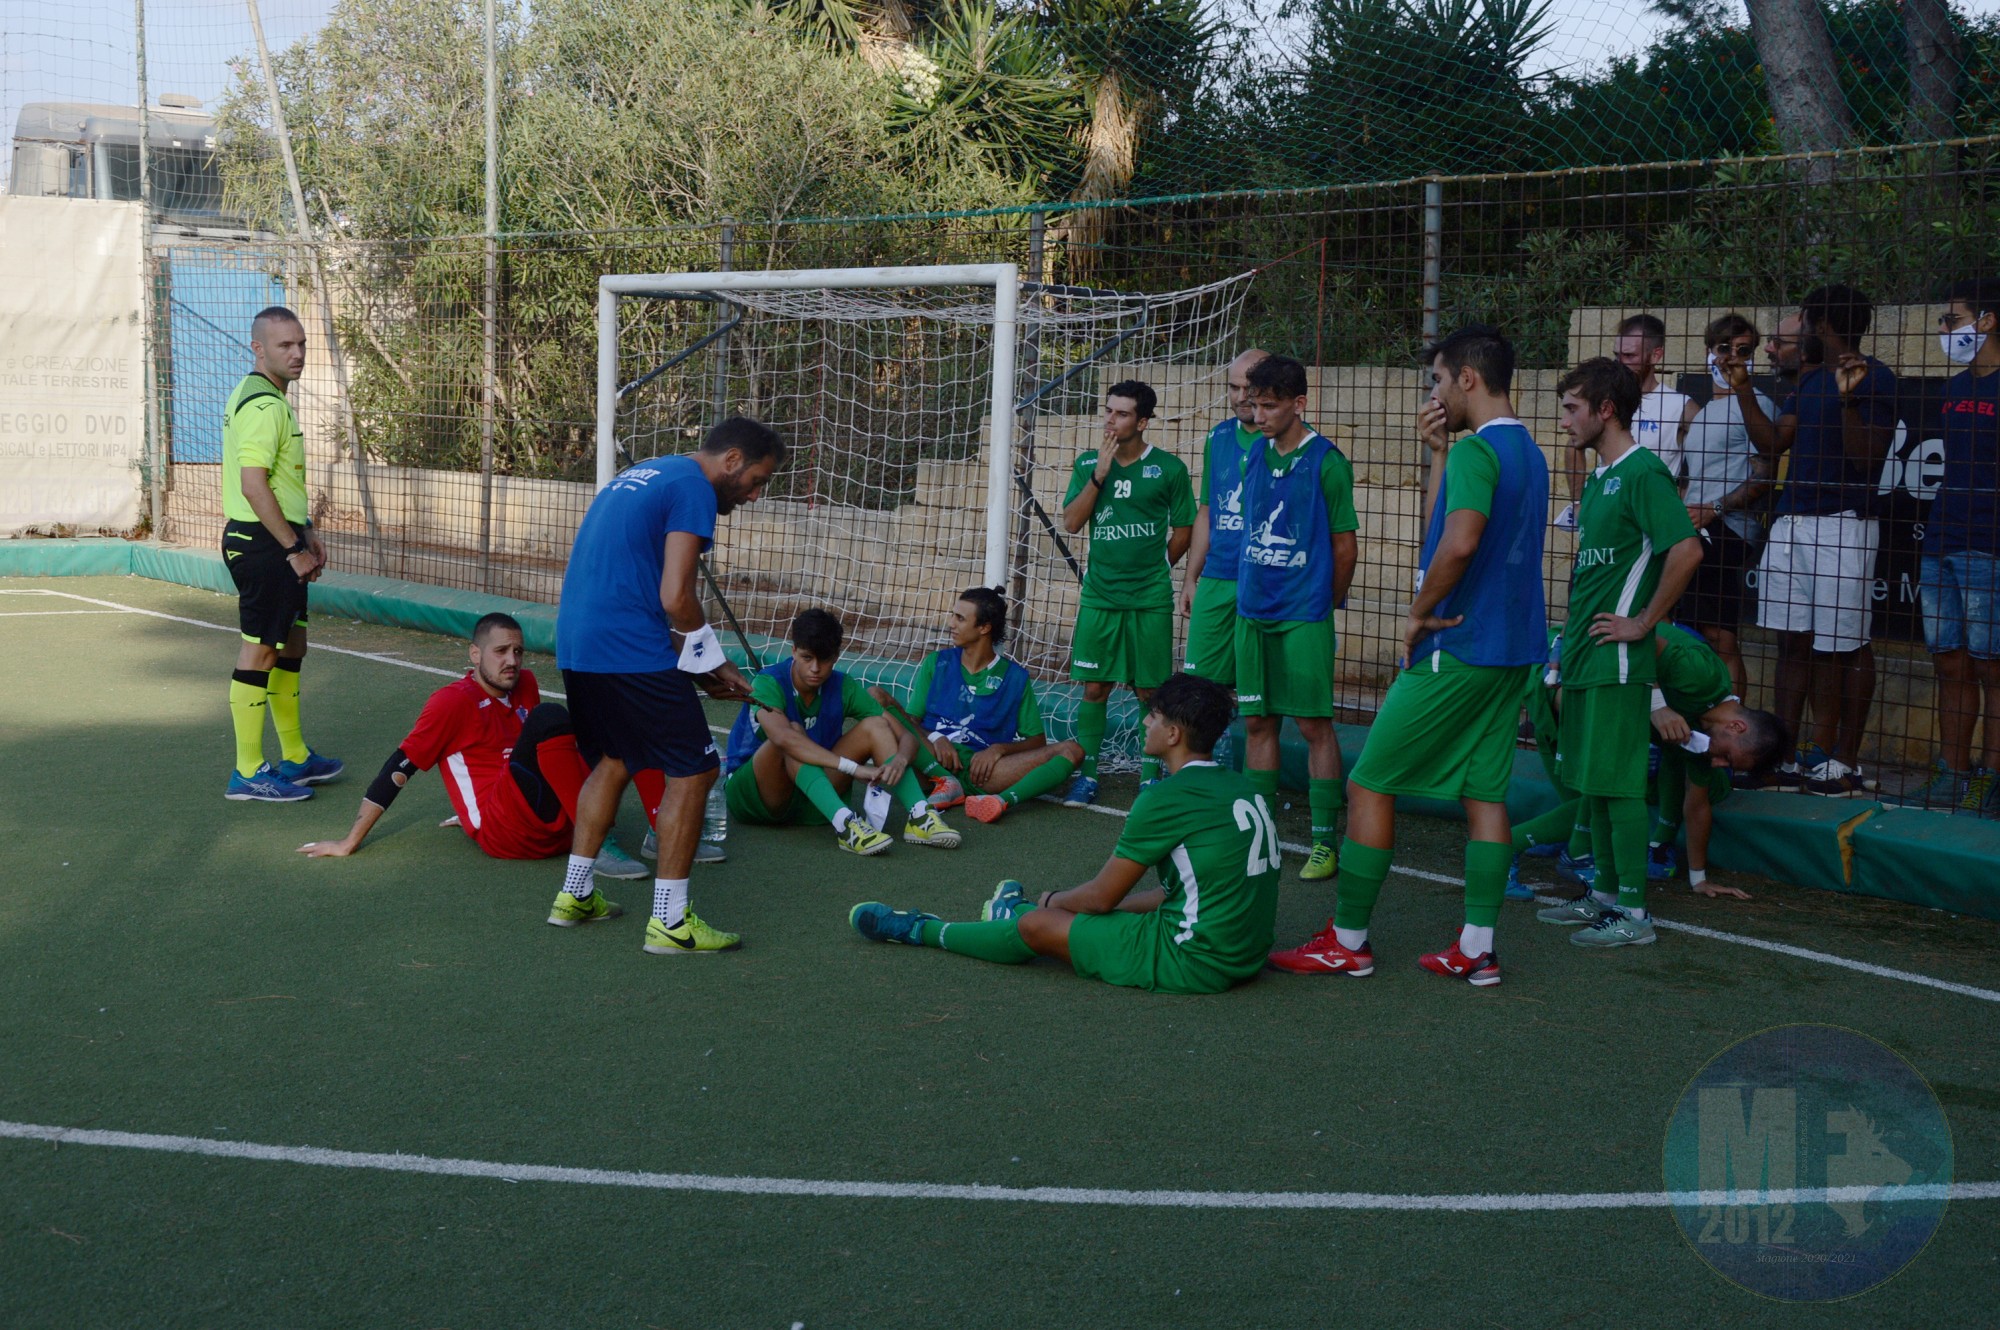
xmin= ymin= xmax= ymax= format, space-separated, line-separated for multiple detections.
xmin=702 ymin=782 xmax=728 ymax=850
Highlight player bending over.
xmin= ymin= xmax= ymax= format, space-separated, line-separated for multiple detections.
xmin=896 ymin=587 xmax=1085 ymax=824
xmin=1268 ymin=325 xmax=1547 ymax=985
xmin=848 ymin=673 xmax=1281 ymax=996
xmin=298 ymin=613 xmax=651 ymax=877
xmin=1059 ymin=379 xmax=1196 ymax=801
xmin=722 ymin=608 xmax=960 ymax=855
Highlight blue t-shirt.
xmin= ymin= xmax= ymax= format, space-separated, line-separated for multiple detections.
xmin=556 ymin=455 xmax=717 ymax=673
xmin=1411 ymin=419 xmax=1549 ymax=668
xmin=1778 ymin=362 xmax=1898 ymax=518
xmin=1926 ymin=366 xmax=2000 ymax=556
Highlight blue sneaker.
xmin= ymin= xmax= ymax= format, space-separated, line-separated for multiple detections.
xmin=1504 ymin=858 xmax=1536 ymax=902
xmin=1646 ymin=843 xmax=1677 ymax=881
xmin=1556 ymin=850 xmax=1597 ymax=887
xmin=983 ymin=879 xmax=1026 ymax=921
xmin=1520 ymin=840 xmax=1563 ymax=860
xmin=1060 ymin=775 xmax=1099 ymax=808
xmin=849 ymin=901 xmax=940 ymax=945
xmin=277 ymin=750 xmax=345 ymax=786
xmin=225 ymin=763 xmax=314 ymax=802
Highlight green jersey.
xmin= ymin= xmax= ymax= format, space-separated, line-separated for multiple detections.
xmin=1561 ymin=445 xmax=1694 ymax=689
xmin=1655 ymin=625 xmax=1734 ymax=721
xmin=222 ymin=373 xmax=307 ymax=525
xmin=906 ymin=651 xmax=1044 ymax=740
xmin=745 ymin=670 xmax=880 ymax=744
xmin=1065 ymin=444 xmax=1196 ymax=611
xmin=1111 ymin=761 xmax=1282 ymax=979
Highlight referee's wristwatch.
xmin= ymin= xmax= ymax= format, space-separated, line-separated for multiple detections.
xmin=285 ymin=536 xmax=310 ymax=557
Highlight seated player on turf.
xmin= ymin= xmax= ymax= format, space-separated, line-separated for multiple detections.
xmin=848 ymin=673 xmax=1281 ymax=996
xmin=1267 ymin=325 xmax=1547 ymax=986
xmin=298 ymin=613 xmax=652 ymax=877
xmin=896 ymin=587 xmax=1086 ymax=823
xmin=723 ymin=608 xmax=960 ymax=855
xmin=1058 ymin=379 xmax=1196 ymax=802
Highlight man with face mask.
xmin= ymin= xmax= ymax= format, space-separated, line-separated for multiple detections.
xmin=547 ymin=416 xmax=783 ymax=953
xmin=1680 ymin=313 xmax=1777 ymax=699
xmin=1909 ymin=279 xmax=2000 ymax=816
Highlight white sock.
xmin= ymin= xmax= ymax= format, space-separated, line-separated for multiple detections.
xmin=1334 ymin=927 xmax=1368 ymax=950
xmin=563 ymin=854 xmax=595 ymax=900
xmin=1627 ymin=906 xmax=1648 ymax=921
xmin=1688 ymin=868 xmax=1708 ymax=888
xmin=831 ymin=807 xmax=855 ymax=832
xmin=1590 ymin=888 xmax=1617 ymax=907
xmin=1459 ymin=924 xmax=1494 ymax=956
xmin=653 ymin=877 xmax=689 ymax=927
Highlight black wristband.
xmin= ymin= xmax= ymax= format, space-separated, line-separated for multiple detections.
xmin=286 ymin=537 xmax=309 ymax=557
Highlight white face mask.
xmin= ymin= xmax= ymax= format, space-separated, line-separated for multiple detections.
xmin=1941 ymin=326 xmax=1987 ymax=365
xmin=1706 ymin=351 xmax=1753 ymax=387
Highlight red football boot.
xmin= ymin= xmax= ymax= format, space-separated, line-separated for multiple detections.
xmin=1417 ymin=940 xmax=1501 ymax=987
xmin=1267 ymin=921 xmax=1375 ymax=976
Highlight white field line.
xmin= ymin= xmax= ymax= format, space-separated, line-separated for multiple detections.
xmin=18 ymin=586 xmax=2000 ymax=1006
xmin=1066 ymin=794 xmax=2000 ymax=1005
xmin=0 ymin=1120 xmax=1992 ymax=1212
xmin=0 ymin=609 xmax=137 ymax=616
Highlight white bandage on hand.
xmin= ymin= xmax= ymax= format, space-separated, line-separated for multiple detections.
xmin=837 ymin=756 xmax=860 ymax=776
xmin=677 ymin=623 xmax=724 ymax=674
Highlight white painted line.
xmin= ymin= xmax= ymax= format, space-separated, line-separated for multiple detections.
xmin=21 ymin=585 xmax=2000 ymax=1005
xmin=0 ymin=609 xmax=137 ymax=617
xmin=0 ymin=1120 xmax=1991 ymax=1212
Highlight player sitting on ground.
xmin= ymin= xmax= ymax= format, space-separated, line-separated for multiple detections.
xmin=723 ymin=608 xmax=960 ymax=855
xmin=298 ymin=612 xmax=651 ymax=877
xmin=897 ymin=587 xmax=1085 ymax=823
xmin=848 ymin=673 xmax=1281 ymax=996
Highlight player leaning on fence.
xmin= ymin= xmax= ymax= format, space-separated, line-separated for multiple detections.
xmin=1059 ymin=379 xmax=1196 ymax=803
xmin=1234 ymin=353 xmax=1358 ymax=881
xmin=220 ymin=305 xmax=344 ymax=804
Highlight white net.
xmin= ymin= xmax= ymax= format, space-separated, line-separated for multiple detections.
xmin=611 ymin=270 xmax=1254 ymax=763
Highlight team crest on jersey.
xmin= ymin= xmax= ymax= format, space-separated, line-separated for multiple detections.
xmin=1244 ymin=500 xmax=1308 ymax=568
xmin=1602 ymin=476 xmax=1622 ymax=494
xmin=1143 ymin=464 xmax=1162 ymax=479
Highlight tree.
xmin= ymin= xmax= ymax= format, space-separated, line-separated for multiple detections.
xmin=1743 ymin=0 xmax=1853 ymax=177
xmin=1904 ymin=0 xmax=1961 ymax=142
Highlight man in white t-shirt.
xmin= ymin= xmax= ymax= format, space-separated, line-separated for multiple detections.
xmin=1679 ymin=313 xmax=1777 ymax=699
xmin=1557 ymin=313 xmax=1698 ymax=527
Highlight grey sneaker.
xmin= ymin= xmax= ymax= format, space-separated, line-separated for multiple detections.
xmin=1570 ymin=909 xmax=1658 ymax=948
xmin=593 ymin=839 xmax=649 ymax=880
xmin=1536 ymin=895 xmax=1609 ymax=926
xmin=639 ymin=829 xmax=726 ymax=863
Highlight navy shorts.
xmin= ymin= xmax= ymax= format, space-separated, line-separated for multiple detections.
xmin=561 ymin=668 xmax=719 ymax=778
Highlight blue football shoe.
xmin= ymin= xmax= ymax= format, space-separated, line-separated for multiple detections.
xmin=1556 ymin=850 xmax=1597 ymax=887
xmin=849 ymin=902 xmax=940 ymax=946
xmin=277 ymin=750 xmax=345 ymax=786
xmin=1504 ymin=857 xmax=1537 ymax=902
xmin=1060 ymin=775 xmax=1100 ymax=808
xmin=225 ymin=763 xmax=314 ymax=802
xmin=1646 ymin=843 xmax=1678 ymax=881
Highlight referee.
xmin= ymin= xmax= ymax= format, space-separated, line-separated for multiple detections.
xmin=221 ymin=306 xmax=343 ymax=802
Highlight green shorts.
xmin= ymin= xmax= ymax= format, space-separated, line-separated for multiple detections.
xmin=1066 ymin=911 xmax=1244 ymax=995
xmin=1070 ymin=605 xmax=1174 ymax=688
xmin=1183 ymin=577 xmax=1239 ymax=687
xmin=723 ymin=758 xmax=831 ymax=826
xmin=1351 ymin=656 xmax=1532 ymax=803
xmin=1234 ymin=617 xmax=1335 ymax=717
xmin=1557 ymin=683 xmax=1652 ymax=799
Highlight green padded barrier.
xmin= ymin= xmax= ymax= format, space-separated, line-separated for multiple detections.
xmin=1705 ymin=791 xmax=1880 ymax=896
xmin=1849 ymin=809 xmax=2000 ymax=921
xmin=0 ymin=538 xmax=138 ymax=577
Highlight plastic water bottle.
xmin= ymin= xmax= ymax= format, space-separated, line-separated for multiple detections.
xmin=702 ymin=781 xmax=728 ymax=849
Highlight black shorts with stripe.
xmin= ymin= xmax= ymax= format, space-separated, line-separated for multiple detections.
xmin=223 ymin=519 xmax=310 ymax=647
xmin=561 ymin=667 xmax=720 ymax=778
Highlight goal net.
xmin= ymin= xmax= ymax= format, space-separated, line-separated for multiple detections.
xmin=599 ymin=263 xmax=1254 ymax=767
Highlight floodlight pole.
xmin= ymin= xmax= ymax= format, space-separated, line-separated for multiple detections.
xmin=478 ymin=0 xmax=499 ymax=590
xmin=135 ymin=0 xmax=165 ymax=540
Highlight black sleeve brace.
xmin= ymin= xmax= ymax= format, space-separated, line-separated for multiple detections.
xmin=366 ymin=748 xmax=420 ymax=808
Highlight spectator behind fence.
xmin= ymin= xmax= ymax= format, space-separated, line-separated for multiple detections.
xmin=1681 ymin=313 xmax=1777 ymax=699
xmin=1908 ymin=279 xmax=2000 ymax=817
xmin=1556 ymin=313 xmax=1696 ymax=528
xmin=1740 ymin=285 xmax=1899 ymax=798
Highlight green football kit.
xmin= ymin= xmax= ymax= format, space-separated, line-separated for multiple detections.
xmin=1065 ymin=443 xmax=1196 ymax=688
xmin=726 ymin=672 xmax=885 ymax=825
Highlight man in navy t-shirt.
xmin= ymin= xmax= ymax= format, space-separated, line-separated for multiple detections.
xmin=1742 ymin=285 xmax=1898 ymax=797
xmin=547 ymin=416 xmax=784 ymax=953
xmin=1911 ymin=278 xmax=2000 ymax=817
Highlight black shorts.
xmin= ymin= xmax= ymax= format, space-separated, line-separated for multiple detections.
xmin=223 ymin=519 xmax=310 ymax=647
xmin=1680 ymin=518 xmax=1759 ymax=630
xmin=561 ymin=668 xmax=719 ymax=778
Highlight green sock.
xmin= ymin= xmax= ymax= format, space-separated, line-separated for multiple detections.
xmin=1649 ymin=817 xmax=1679 ymax=848
xmin=894 ymin=767 xmax=929 ymax=812
xmin=1077 ymin=700 xmax=1107 ymax=779
xmin=228 ymin=669 xmax=270 ymax=777
xmin=1139 ymin=756 xmax=1161 ymax=784
xmin=1588 ymin=797 xmax=1617 ymax=897
xmin=794 ymin=764 xmax=853 ymax=826
xmin=1567 ymin=816 xmax=1594 ymax=860
xmin=1608 ymin=796 xmax=1650 ymax=914
xmin=1331 ymin=838 xmax=1392 ymax=930
xmin=1247 ymin=766 xmax=1280 ymax=806
xmin=1512 ymin=798 xmax=1582 ymax=855
xmin=1309 ymin=777 xmax=1344 ymax=845
xmin=931 ymin=917 xmax=1036 ymax=964
xmin=266 ymin=663 xmax=308 ymax=764
xmin=1002 ymin=753 xmax=1077 ymax=806
xmin=1464 ymin=839 xmax=1512 ymax=927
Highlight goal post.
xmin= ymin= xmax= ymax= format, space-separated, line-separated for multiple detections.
xmin=597 ymin=264 xmax=1020 ymax=589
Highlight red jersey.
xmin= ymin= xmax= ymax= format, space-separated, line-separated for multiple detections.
xmin=399 ymin=669 xmax=570 ymax=859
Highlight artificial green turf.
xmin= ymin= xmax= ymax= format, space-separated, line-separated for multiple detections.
xmin=2 ymin=575 xmax=1997 ymax=1328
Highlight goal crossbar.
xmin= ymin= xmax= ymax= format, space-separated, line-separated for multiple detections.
xmin=597 ymin=264 xmax=1020 ymax=588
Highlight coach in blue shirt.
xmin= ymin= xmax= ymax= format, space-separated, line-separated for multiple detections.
xmin=546 ymin=417 xmax=784 ymax=953
xmin=1743 ymin=285 xmax=1899 ymax=798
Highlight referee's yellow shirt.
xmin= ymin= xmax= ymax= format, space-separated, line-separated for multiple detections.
xmin=221 ymin=373 xmax=308 ymax=525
